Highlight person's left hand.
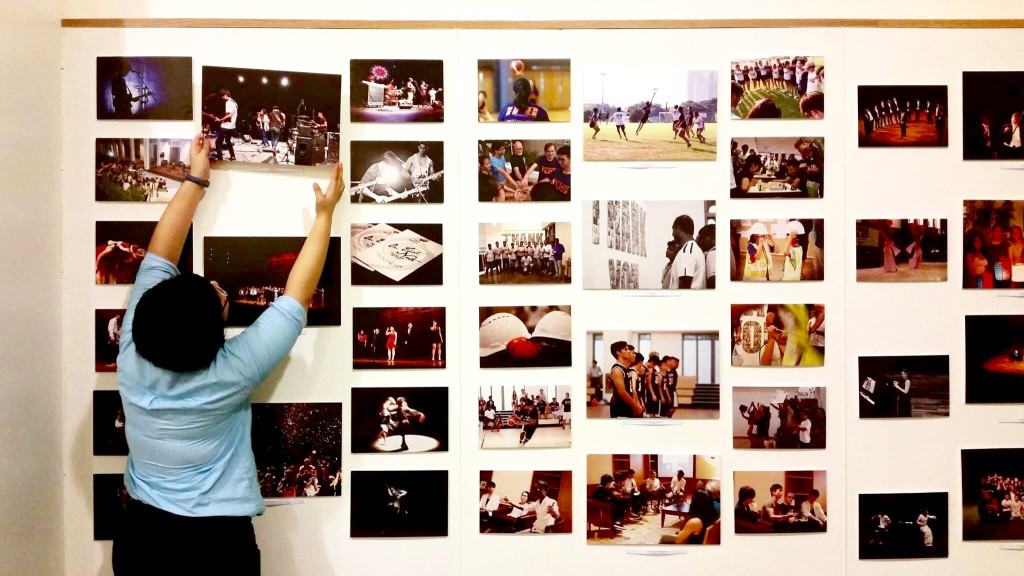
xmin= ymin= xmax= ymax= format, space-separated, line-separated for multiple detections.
xmin=189 ymin=133 xmax=211 ymax=180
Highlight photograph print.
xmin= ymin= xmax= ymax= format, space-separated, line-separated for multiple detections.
xmin=96 ymin=56 xmax=192 ymax=120
xmin=478 ymin=139 xmax=571 ymax=202
xmin=730 ymin=304 xmax=825 ymax=367
xmin=201 ymin=65 xmax=341 ymax=166
xmin=350 ymin=223 xmax=443 ymax=286
xmin=352 ymin=307 xmax=445 ymax=369
xmin=95 ymin=309 xmax=125 ymax=372
xmin=479 ymin=384 xmax=572 ymax=450
xmin=480 ymin=470 xmax=572 ymax=534
xmin=351 ymin=59 xmax=443 ymax=123
xmin=730 ymin=57 xmax=824 ymax=119
xmin=350 ymin=470 xmax=448 ymax=538
xmin=963 ymin=200 xmax=1024 ymax=289
xmin=479 ymin=306 xmax=571 ymax=369
xmin=963 ymin=72 xmax=1024 ymax=160
xmin=479 ymin=222 xmax=570 ymax=284
xmin=478 ymin=59 xmax=570 ymax=122
xmin=93 ymin=473 xmax=129 ymax=540
xmin=962 ymin=448 xmax=1024 ymax=541
xmin=95 ymin=221 xmax=193 ymax=285
xmin=351 ymin=387 xmax=447 ymax=454
xmin=734 ymin=470 xmax=828 ymax=534
xmin=731 ymin=219 xmax=824 ymax=281
xmin=350 ymin=140 xmax=444 ymax=204
xmin=859 ymin=492 xmax=948 ymax=559
xmin=966 ymin=315 xmax=1024 ymax=404
xmin=96 ymin=138 xmax=192 ymax=202
xmin=730 ymin=137 xmax=824 ymax=199
xmin=251 ymin=403 xmax=342 ymax=498
xmin=733 ymin=387 xmax=825 ymax=449
xmin=858 ymin=355 xmax=950 ymax=419
xmin=858 ymin=85 xmax=948 ymax=147
xmin=93 ymin=390 xmax=128 ymax=456
xmin=856 ymin=219 xmax=948 ymax=282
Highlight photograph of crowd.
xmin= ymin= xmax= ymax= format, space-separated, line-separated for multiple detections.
xmin=351 ymin=387 xmax=447 ymax=453
xmin=350 ymin=223 xmax=443 ymax=285
xmin=963 ymin=72 xmax=1024 ymax=160
xmin=856 ymin=219 xmax=948 ymax=282
xmin=478 ymin=59 xmax=569 ymax=122
xmin=350 ymin=470 xmax=448 ymax=538
xmin=201 ymin=65 xmax=341 ymax=166
xmin=730 ymin=57 xmax=824 ymax=119
xmin=963 ymin=200 xmax=1024 ymax=288
xmin=859 ymin=492 xmax=948 ymax=559
xmin=93 ymin=390 xmax=128 ymax=456
xmin=731 ymin=219 xmax=824 ymax=281
xmin=203 ymin=236 xmax=341 ymax=327
xmin=477 ymin=139 xmax=571 ymax=202
xmin=962 ymin=448 xmax=1024 ymax=541
xmin=859 ymin=355 xmax=950 ymax=418
xmin=478 ymin=385 xmax=571 ymax=449
xmin=352 ymin=307 xmax=445 ymax=369
xmin=858 ymin=85 xmax=948 ymax=147
xmin=96 ymin=56 xmax=192 ymax=120
xmin=93 ymin=473 xmax=129 ymax=540
xmin=479 ymin=222 xmax=570 ymax=284
xmin=251 ymin=403 xmax=342 ymax=499
xmin=480 ymin=471 xmax=572 ymax=534
xmin=95 ymin=138 xmax=191 ymax=202
xmin=734 ymin=470 xmax=828 ymax=534
xmin=731 ymin=304 xmax=825 ymax=367
xmin=95 ymin=221 xmax=193 ymax=285
xmin=733 ymin=387 xmax=825 ymax=449
xmin=351 ymin=59 xmax=443 ymax=123
xmin=966 ymin=315 xmax=1024 ymax=404
xmin=730 ymin=137 xmax=824 ymax=199
xmin=479 ymin=306 xmax=571 ymax=369
xmin=95 ymin=309 xmax=124 ymax=372
xmin=350 ymin=140 xmax=444 ymax=204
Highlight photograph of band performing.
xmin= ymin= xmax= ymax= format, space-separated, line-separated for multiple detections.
xmin=480 ymin=471 xmax=572 ymax=534
xmin=731 ymin=304 xmax=825 ymax=367
xmin=858 ymin=85 xmax=948 ymax=147
xmin=732 ymin=219 xmax=824 ymax=281
xmin=95 ymin=221 xmax=192 ymax=285
xmin=962 ymin=448 xmax=1024 ymax=541
xmin=966 ymin=314 xmax=1024 ymax=404
xmin=478 ymin=385 xmax=572 ymax=449
xmin=478 ymin=59 xmax=570 ymax=122
xmin=353 ymin=307 xmax=445 ymax=369
xmin=856 ymin=219 xmax=948 ymax=282
xmin=733 ymin=387 xmax=825 ymax=449
xmin=96 ymin=56 xmax=192 ymax=120
xmin=93 ymin=473 xmax=130 ymax=541
xmin=351 ymin=387 xmax=447 ymax=453
xmin=93 ymin=390 xmax=128 ymax=456
xmin=963 ymin=72 xmax=1024 ymax=160
xmin=350 ymin=470 xmax=448 ymax=538
xmin=251 ymin=403 xmax=342 ymax=499
xmin=96 ymin=138 xmax=191 ymax=202
xmin=859 ymin=492 xmax=948 ymax=559
xmin=858 ymin=355 xmax=950 ymax=418
xmin=479 ymin=306 xmax=571 ymax=369
xmin=351 ymin=59 xmax=444 ymax=123
xmin=734 ymin=470 xmax=828 ymax=534
xmin=201 ymin=65 xmax=340 ymax=166
xmin=351 ymin=141 xmax=443 ymax=204
xmin=94 ymin=309 xmax=124 ymax=372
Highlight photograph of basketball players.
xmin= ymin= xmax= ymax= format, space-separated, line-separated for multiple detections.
xmin=479 ymin=306 xmax=571 ymax=369
xmin=966 ymin=315 xmax=1024 ymax=404
xmin=93 ymin=473 xmax=130 ymax=540
xmin=351 ymin=387 xmax=447 ymax=454
xmin=478 ymin=385 xmax=572 ymax=449
xmin=95 ymin=138 xmax=191 ymax=202
xmin=730 ymin=57 xmax=824 ymax=119
xmin=583 ymin=200 xmax=716 ymax=290
xmin=95 ymin=309 xmax=125 ymax=372
xmin=251 ymin=403 xmax=342 ymax=498
xmin=733 ymin=470 xmax=828 ymax=534
xmin=351 ymin=59 xmax=443 ymax=123
xmin=477 ymin=139 xmax=571 ymax=202
xmin=200 ymin=66 xmax=341 ymax=166
xmin=95 ymin=221 xmax=193 ymax=285
xmin=352 ymin=307 xmax=445 ymax=369
xmin=963 ymin=200 xmax=1024 ymax=288
xmin=730 ymin=137 xmax=824 ymax=199
xmin=587 ymin=454 xmax=721 ymax=545
xmin=204 ymin=237 xmax=341 ymax=328
xmin=96 ymin=57 xmax=192 ymax=120
xmin=478 ymin=59 xmax=570 ymax=122
xmin=350 ymin=141 xmax=444 ymax=204
xmin=858 ymin=85 xmax=948 ymax=147
xmin=583 ymin=68 xmax=717 ymax=161
xmin=963 ymin=72 xmax=1024 ymax=160
xmin=733 ymin=387 xmax=825 ymax=449
xmin=350 ymin=223 xmax=443 ymax=286
xmin=731 ymin=304 xmax=825 ymax=367
xmin=350 ymin=470 xmax=448 ymax=538
xmin=585 ymin=331 xmax=720 ymax=421
xmin=858 ymin=355 xmax=950 ymax=418
xmin=961 ymin=448 xmax=1024 ymax=541
xmin=480 ymin=471 xmax=572 ymax=534
xmin=93 ymin=390 xmax=128 ymax=456
xmin=859 ymin=492 xmax=948 ymax=559
xmin=479 ymin=223 xmax=570 ymax=284
xmin=856 ymin=219 xmax=948 ymax=282
xmin=731 ymin=219 xmax=824 ymax=281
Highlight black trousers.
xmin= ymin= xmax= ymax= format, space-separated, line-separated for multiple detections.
xmin=113 ymin=498 xmax=260 ymax=575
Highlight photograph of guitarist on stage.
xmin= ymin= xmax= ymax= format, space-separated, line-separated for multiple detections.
xmin=96 ymin=57 xmax=193 ymax=120
xmin=350 ymin=140 xmax=444 ymax=203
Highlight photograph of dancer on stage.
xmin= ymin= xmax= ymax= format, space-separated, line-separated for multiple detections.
xmin=96 ymin=56 xmax=192 ymax=120
xmin=350 ymin=470 xmax=448 ymax=538
xmin=350 ymin=141 xmax=444 ymax=203
xmin=351 ymin=387 xmax=448 ymax=453
xmin=859 ymin=492 xmax=948 ymax=559
xmin=350 ymin=59 xmax=444 ymax=123
xmin=352 ymin=307 xmax=445 ymax=369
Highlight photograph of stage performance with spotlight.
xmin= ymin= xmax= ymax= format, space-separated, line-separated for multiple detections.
xmin=586 ymin=454 xmax=721 ymax=545
xmin=479 ymin=306 xmax=571 ymax=369
xmin=963 ymin=72 xmax=1024 ymax=160
xmin=479 ymin=222 xmax=570 ymax=285
xmin=95 ymin=221 xmax=192 ymax=285
xmin=94 ymin=309 xmax=124 ymax=372
xmin=731 ymin=304 xmax=825 ymax=367
xmin=731 ymin=219 xmax=824 ymax=281
xmin=251 ymin=403 xmax=342 ymax=499
xmin=351 ymin=387 xmax=447 ymax=454
xmin=734 ymin=470 xmax=828 ymax=534
xmin=962 ymin=448 xmax=1024 ymax=541
xmin=200 ymin=65 xmax=341 ymax=166
xmin=963 ymin=200 xmax=1024 ymax=289
xmin=858 ymin=85 xmax=948 ymax=147
xmin=733 ymin=387 xmax=825 ymax=449
xmin=351 ymin=59 xmax=443 ymax=123
xmin=204 ymin=236 xmax=341 ymax=328
xmin=350 ymin=140 xmax=444 ymax=204
xmin=585 ymin=331 xmax=720 ymax=421
xmin=583 ymin=68 xmax=717 ymax=161
xmin=859 ymin=492 xmax=948 ymax=559
xmin=583 ymin=200 xmax=717 ymax=290
xmin=730 ymin=57 xmax=824 ymax=119
xmin=350 ymin=470 xmax=448 ymax=538
xmin=96 ymin=56 xmax=192 ymax=120
xmin=480 ymin=471 xmax=572 ymax=534
xmin=858 ymin=355 xmax=950 ymax=419
xmin=856 ymin=219 xmax=948 ymax=282
xmin=93 ymin=390 xmax=128 ymax=456
xmin=966 ymin=315 xmax=1024 ymax=404
xmin=478 ymin=385 xmax=571 ymax=449
xmin=730 ymin=137 xmax=824 ymax=199
xmin=93 ymin=473 xmax=129 ymax=540
xmin=353 ymin=307 xmax=445 ymax=369
xmin=95 ymin=138 xmax=191 ymax=202
xmin=350 ymin=223 xmax=443 ymax=286
xmin=478 ymin=59 xmax=570 ymax=122
xmin=477 ymin=139 xmax=571 ymax=202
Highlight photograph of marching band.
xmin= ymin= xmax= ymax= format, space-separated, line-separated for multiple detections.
xmin=730 ymin=57 xmax=824 ymax=119
xmin=478 ymin=385 xmax=571 ymax=449
xmin=966 ymin=315 xmax=1024 ymax=404
xmin=478 ymin=222 xmax=570 ymax=284
xmin=200 ymin=65 xmax=341 ymax=166
xmin=963 ymin=72 xmax=1024 ymax=160
xmin=478 ymin=139 xmax=571 ymax=202
xmin=731 ymin=304 xmax=825 ymax=367
xmin=93 ymin=390 xmax=127 ymax=456
xmin=479 ymin=306 xmax=571 ymax=369
xmin=480 ymin=471 xmax=572 ymax=534
xmin=731 ymin=219 xmax=824 ymax=282
xmin=203 ymin=236 xmax=342 ymax=327
xmin=962 ymin=448 xmax=1024 ymax=541
xmin=856 ymin=219 xmax=948 ymax=282
xmin=96 ymin=56 xmax=192 ymax=120
xmin=95 ymin=221 xmax=193 ymax=285
xmin=95 ymin=138 xmax=191 ymax=202
xmin=478 ymin=59 xmax=570 ymax=122
xmin=858 ymin=355 xmax=950 ymax=419
xmin=251 ymin=403 xmax=342 ymax=499
xmin=351 ymin=387 xmax=447 ymax=453
xmin=858 ymin=85 xmax=948 ymax=147
xmin=351 ymin=59 xmax=443 ymax=123
xmin=350 ymin=223 xmax=443 ymax=285
xmin=585 ymin=331 xmax=720 ymax=420
xmin=734 ymin=470 xmax=828 ymax=534
xmin=93 ymin=473 xmax=129 ymax=540
xmin=859 ymin=492 xmax=948 ymax=559
xmin=352 ymin=307 xmax=445 ymax=369
xmin=587 ymin=454 xmax=721 ymax=546
xmin=730 ymin=137 xmax=824 ymax=199
xmin=733 ymin=387 xmax=825 ymax=449
xmin=350 ymin=141 xmax=444 ymax=204
xmin=583 ymin=68 xmax=717 ymax=161
xmin=350 ymin=470 xmax=448 ymax=538
xmin=94 ymin=309 xmax=124 ymax=372
xmin=963 ymin=200 xmax=1024 ymax=289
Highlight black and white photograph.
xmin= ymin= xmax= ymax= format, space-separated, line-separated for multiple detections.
xmin=95 ymin=221 xmax=193 ymax=285
xmin=479 ymin=306 xmax=571 ymax=369
xmin=730 ymin=57 xmax=825 ymax=119
xmin=962 ymin=448 xmax=1024 ymax=541
xmin=478 ymin=59 xmax=570 ymax=122
xmin=858 ymin=85 xmax=948 ymax=147
xmin=93 ymin=473 xmax=129 ymax=541
xmin=963 ymin=200 xmax=1024 ymax=289
xmin=733 ymin=470 xmax=828 ymax=534
xmin=350 ymin=470 xmax=448 ymax=538
xmin=480 ymin=471 xmax=572 ymax=534
xmin=93 ymin=390 xmax=127 ymax=456
xmin=479 ymin=223 xmax=570 ymax=284
xmin=351 ymin=59 xmax=444 ymax=123
xmin=350 ymin=223 xmax=443 ymax=286
xmin=351 ymin=387 xmax=447 ymax=453
xmin=350 ymin=140 xmax=444 ymax=204
xmin=251 ymin=403 xmax=342 ymax=498
xmin=731 ymin=219 xmax=824 ymax=281
xmin=730 ymin=304 xmax=825 ymax=367
xmin=96 ymin=56 xmax=192 ymax=120
xmin=730 ymin=137 xmax=824 ymax=199
xmin=966 ymin=315 xmax=1024 ymax=404
xmin=963 ymin=72 xmax=1024 ymax=160
xmin=95 ymin=309 xmax=124 ymax=372
xmin=352 ymin=307 xmax=445 ymax=369
xmin=856 ymin=219 xmax=948 ymax=282
xmin=478 ymin=139 xmax=571 ymax=202
xmin=859 ymin=492 xmax=948 ymax=559
xmin=733 ymin=387 xmax=825 ymax=449
xmin=478 ymin=385 xmax=572 ymax=449
xmin=95 ymin=138 xmax=191 ymax=202
xmin=858 ymin=355 xmax=950 ymax=418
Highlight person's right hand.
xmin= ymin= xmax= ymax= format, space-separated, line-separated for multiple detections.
xmin=313 ymin=163 xmax=344 ymax=216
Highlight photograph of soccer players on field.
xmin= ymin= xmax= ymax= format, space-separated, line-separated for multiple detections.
xmin=731 ymin=304 xmax=825 ymax=367
xmin=730 ymin=137 xmax=824 ymax=199
xmin=478 ymin=139 xmax=570 ymax=202
xmin=479 ymin=385 xmax=571 ymax=449
xmin=730 ymin=57 xmax=824 ymax=119
xmin=478 ymin=59 xmax=570 ymax=122
xmin=858 ymin=85 xmax=948 ymax=147
xmin=855 ymin=219 xmax=947 ymax=282
xmin=731 ymin=219 xmax=824 ymax=281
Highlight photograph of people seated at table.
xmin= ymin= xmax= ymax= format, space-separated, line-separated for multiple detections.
xmin=961 ymin=448 xmax=1024 ymax=541
xmin=963 ymin=200 xmax=1024 ymax=289
xmin=733 ymin=387 xmax=826 ymax=449
xmin=856 ymin=219 xmax=948 ymax=282
xmin=479 ymin=471 xmax=572 ymax=534
xmin=731 ymin=219 xmax=823 ymax=281
xmin=730 ymin=137 xmax=824 ymax=199
xmin=586 ymin=454 xmax=721 ymax=546
xmin=733 ymin=470 xmax=828 ymax=534
xmin=478 ymin=385 xmax=571 ymax=449
xmin=731 ymin=304 xmax=825 ymax=367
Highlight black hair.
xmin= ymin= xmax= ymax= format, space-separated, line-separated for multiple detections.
xmin=486 ymin=481 xmax=496 ymax=488
xmin=770 ymin=483 xmax=783 ymax=493
xmin=600 ymin=474 xmax=614 ymax=485
xmin=738 ymin=485 xmax=756 ymax=502
xmin=809 ymin=489 xmax=820 ymax=497
xmin=133 ymin=274 xmax=225 ymax=373
xmin=610 ymin=340 xmax=629 ymax=358
xmin=556 ymin=145 xmax=570 ymax=158
xmin=673 ymin=215 xmax=695 ymax=235
xmin=731 ymin=80 xmax=744 ymax=97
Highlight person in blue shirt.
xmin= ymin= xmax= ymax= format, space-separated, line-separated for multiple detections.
xmin=498 ymin=77 xmax=550 ymax=122
xmin=112 ymin=133 xmax=344 ymax=574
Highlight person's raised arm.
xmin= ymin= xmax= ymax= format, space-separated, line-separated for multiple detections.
xmin=147 ymin=134 xmax=210 ymax=262
xmin=284 ymin=163 xmax=344 ymax=310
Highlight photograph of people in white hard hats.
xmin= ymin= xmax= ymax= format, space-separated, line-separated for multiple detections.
xmin=479 ymin=306 xmax=571 ymax=369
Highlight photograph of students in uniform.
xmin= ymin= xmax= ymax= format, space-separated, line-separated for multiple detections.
xmin=479 ymin=306 xmax=571 ymax=369
xmin=856 ymin=219 xmax=947 ymax=282
xmin=859 ymin=492 xmax=948 ymax=559
xmin=478 ymin=59 xmax=569 ymax=122
xmin=731 ymin=57 xmax=824 ymax=119
xmin=479 ymin=471 xmax=572 ymax=534
xmin=478 ymin=385 xmax=571 ymax=449
xmin=731 ymin=219 xmax=824 ymax=281
xmin=731 ymin=304 xmax=825 ymax=367
xmin=858 ymin=85 xmax=947 ymax=147
xmin=733 ymin=471 xmax=828 ymax=534
xmin=479 ymin=223 xmax=570 ymax=284
xmin=733 ymin=387 xmax=825 ymax=449
xmin=858 ymin=355 xmax=949 ymax=418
